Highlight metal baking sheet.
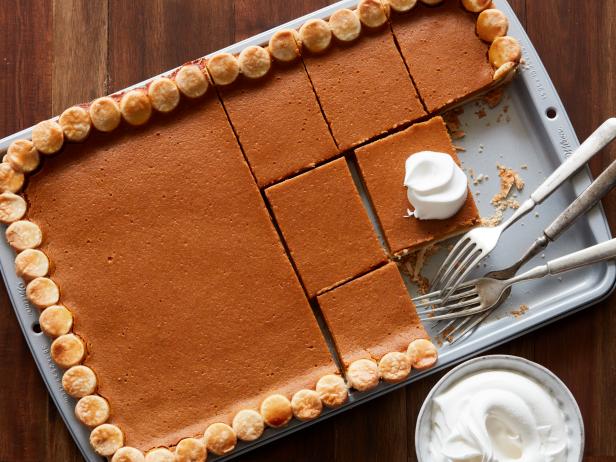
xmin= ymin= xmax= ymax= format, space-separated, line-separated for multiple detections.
xmin=1 ymin=1 xmax=613 ymax=460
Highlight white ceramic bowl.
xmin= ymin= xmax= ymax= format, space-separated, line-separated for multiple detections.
xmin=415 ymin=354 xmax=584 ymax=461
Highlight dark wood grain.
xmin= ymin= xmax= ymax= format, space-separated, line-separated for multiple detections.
xmin=0 ymin=1 xmax=615 ymax=461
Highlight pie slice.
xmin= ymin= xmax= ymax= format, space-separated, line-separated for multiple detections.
xmin=317 ymin=262 xmax=428 ymax=367
xmin=355 ymin=116 xmax=479 ymax=256
xmin=23 ymin=94 xmax=337 ymax=450
xmin=266 ymin=157 xmax=386 ymax=297
xmin=219 ymin=61 xmax=339 ymax=187
xmin=390 ymin=1 xmax=495 ymax=112
xmin=302 ymin=26 xmax=426 ymax=151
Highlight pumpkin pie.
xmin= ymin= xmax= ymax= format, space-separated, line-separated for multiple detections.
xmin=302 ymin=26 xmax=426 ymax=151
xmin=355 ymin=116 xmax=479 ymax=256
xmin=219 ymin=61 xmax=339 ymax=187
xmin=317 ymin=262 xmax=428 ymax=367
xmin=266 ymin=157 xmax=386 ymax=297
xmin=23 ymin=94 xmax=337 ymax=450
xmin=390 ymin=1 xmax=495 ymax=112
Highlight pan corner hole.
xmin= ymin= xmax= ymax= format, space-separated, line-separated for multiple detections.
xmin=32 ymin=322 xmax=42 ymax=334
xmin=545 ymin=107 xmax=558 ymax=120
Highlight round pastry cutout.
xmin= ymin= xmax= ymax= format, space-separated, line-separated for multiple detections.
xmin=316 ymin=374 xmax=348 ymax=407
xmin=39 ymin=304 xmax=72 ymax=337
xmin=50 ymin=333 xmax=85 ymax=368
xmin=291 ymin=389 xmax=323 ymax=421
xmin=120 ymin=90 xmax=152 ymax=126
xmin=15 ymin=249 xmax=50 ymax=280
xmin=357 ymin=0 xmax=390 ymax=28
xmin=207 ymin=53 xmax=240 ymax=86
xmin=204 ymin=422 xmax=236 ymax=455
xmin=144 ymin=448 xmax=175 ymax=462
xmin=26 ymin=276 xmax=60 ymax=308
xmin=232 ymin=409 xmax=264 ymax=442
xmin=6 ymin=220 xmax=42 ymax=251
xmin=268 ymin=29 xmax=301 ymax=62
xmin=238 ymin=46 xmax=271 ymax=79
xmin=378 ymin=351 xmax=411 ymax=382
xmin=75 ymin=395 xmax=110 ymax=427
xmin=329 ymin=9 xmax=361 ymax=42
xmin=347 ymin=358 xmax=380 ymax=391
xmin=6 ymin=139 xmax=39 ymax=173
xmin=175 ymin=64 xmax=209 ymax=98
xmin=0 ymin=162 xmax=25 ymax=193
xmin=148 ymin=78 xmax=180 ymax=113
xmin=90 ymin=423 xmax=124 ymax=456
xmin=260 ymin=394 xmax=293 ymax=428
xmin=62 ymin=364 xmax=97 ymax=398
xmin=0 ymin=192 xmax=27 ymax=224
xmin=489 ymin=35 xmax=522 ymax=69
xmin=299 ymin=19 xmax=332 ymax=53
xmin=59 ymin=106 xmax=92 ymax=142
xmin=111 ymin=446 xmax=145 ymax=462
xmin=89 ymin=97 xmax=121 ymax=132
xmin=407 ymin=338 xmax=438 ymax=370
xmin=32 ymin=120 xmax=64 ymax=155
xmin=174 ymin=437 xmax=207 ymax=462
xmin=477 ymin=9 xmax=509 ymax=43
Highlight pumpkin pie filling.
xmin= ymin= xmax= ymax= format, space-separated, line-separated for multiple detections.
xmin=23 ymin=95 xmax=337 ymax=450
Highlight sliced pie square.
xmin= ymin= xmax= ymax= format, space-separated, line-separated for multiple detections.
xmin=220 ymin=62 xmax=339 ymax=187
xmin=355 ymin=116 xmax=479 ymax=256
xmin=317 ymin=262 xmax=428 ymax=367
xmin=265 ymin=157 xmax=386 ymax=297
xmin=391 ymin=1 xmax=494 ymax=112
xmin=302 ymin=27 xmax=426 ymax=151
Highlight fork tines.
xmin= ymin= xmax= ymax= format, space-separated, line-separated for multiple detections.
xmin=429 ymin=236 xmax=484 ymax=299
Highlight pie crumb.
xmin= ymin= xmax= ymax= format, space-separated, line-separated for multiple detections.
xmin=511 ymin=304 xmax=529 ymax=318
xmin=481 ymin=164 xmax=525 ymax=227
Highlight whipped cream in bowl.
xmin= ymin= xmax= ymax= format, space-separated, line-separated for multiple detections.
xmin=404 ymin=151 xmax=468 ymax=220
xmin=415 ymin=355 xmax=583 ymax=462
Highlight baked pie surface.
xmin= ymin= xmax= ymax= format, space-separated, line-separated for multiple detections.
xmin=1 ymin=0 xmax=522 ymax=457
xmin=24 ymin=95 xmax=337 ymax=450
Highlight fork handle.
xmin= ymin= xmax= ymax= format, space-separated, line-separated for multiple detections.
xmin=546 ymin=238 xmax=616 ymax=275
xmin=531 ymin=118 xmax=616 ymax=204
xmin=544 ymin=157 xmax=616 ymax=240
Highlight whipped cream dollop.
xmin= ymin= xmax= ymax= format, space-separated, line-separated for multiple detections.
xmin=429 ymin=370 xmax=568 ymax=462
xmin=404 ymin=151 xmax=468 ymax=220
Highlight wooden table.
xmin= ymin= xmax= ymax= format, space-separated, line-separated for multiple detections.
xmin=1 ymin=1 xmax=614 ymax=460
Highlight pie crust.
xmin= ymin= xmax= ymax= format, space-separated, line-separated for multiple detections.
xmin=2 ymin=0 xmax=521 ymax=457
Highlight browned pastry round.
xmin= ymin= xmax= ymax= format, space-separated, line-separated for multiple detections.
xmin=357 ymin=0 xmax=390 ymax=28
xmin=62 ymin=364 xmax=98 ymax=398
xmin=386 ymin=0 xmax=417 ymax=13
xmin=15 ymin=249 xmax=49 ymax=280
xmin=204 ymin=422 xmax=237 ymax=456
xmin=59 ymin=106 xmax=92 ymax=142
xmin=316 ymin=374 xmax=348 ymax=408
xmin=329 ymin=9 xmax=361 ymax=42
xmin=174 ymin=437 xmax=207 ymax=462
xmin=175 ymin=64 xmax=209 ymax=98
xmin=32 ymin=120 xmax=64 ymax=155
xmin=291 ymin=389 xmax=322 ymax=421
xmin=0 ymin=192 xmax=27 ymax=224
xmin=26 ymin=276 xmax=60 ymax=308
xmin=207 ymin=53 xmax=240 ymax=86
xmin=120 ymin=90 xmax=152 ymax=126
xmin=50 ymin=333 xmax=85 ymax=368
xmin=144 ymin=448 xmax=175 ymax=462
xmin=489 ymin=35 xmax=522 ymax=68
xmin=238 ymin=46 xmax=272 ymax=79
xmin=378 ymin=351 xmax=411 ymax=382
xmin=407 ymin=338 xmax=438 ymax=370
xmin=89 ymin=97 xmax=121 ymax=132
xmin=0 ymin=162 xmax=24 ymax=193
xmin=6 ymin=139 xmax=40 ymax=173
xmin=111 ymin=447 xmax=145 ymax=462
xmin=461 ymin=0 xmax=491 ymax=13
xmin=346 ymin=358 xmax=379 ymax=391
xmin=148 ymin=77 xmax=180 ymax=113
xmin=232 ymin=409 xmax=264 ymax=442
xmin=477 ymin=8 xmax=509 ymax=42
xmin=6 ymin=220 xmax=42 ymax=251
xmin=75 ymin=395 xmax=110 ymax=427
xmin=299 ymin=19 xmax=332 ymax=53
xmin=268 ymin=29 xmax=301 ymax=62
xmin=90 ymin=423 xmax=124 ymax=456
xmin=260 ymin=394 xmax=293 ymax=428
xmin=39 ymin=304 xmax=72 ymax=336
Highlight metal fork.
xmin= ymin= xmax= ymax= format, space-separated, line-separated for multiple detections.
xmin=417 ymin=155 xmax=616 ymax=342
xmin=430 ymin=118 xmax=616 ymax=301
xmin=418 ymin=238 xmax=616 ymax=325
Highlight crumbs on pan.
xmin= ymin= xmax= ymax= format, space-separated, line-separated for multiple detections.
xmin=481 ymin=164 xmax=525 ymax=227
xmin=511 ymin=304 xmax=529 ymax=318
xmin=401 ymin=244 xmax=440 ymax=294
